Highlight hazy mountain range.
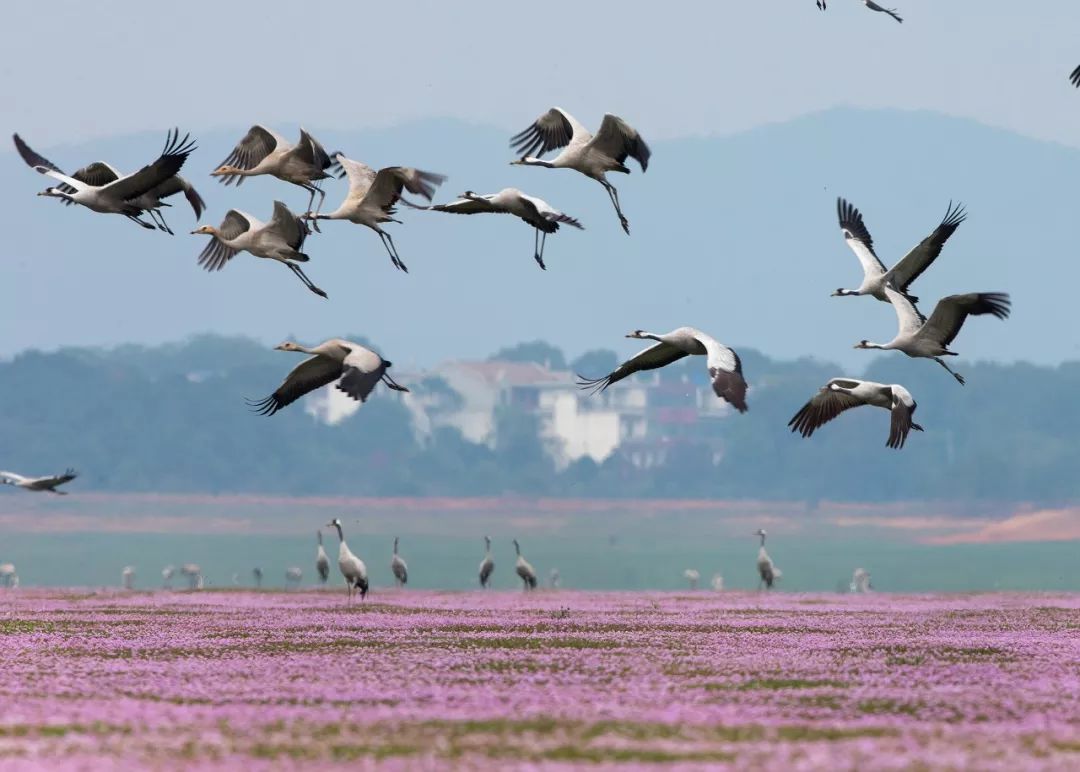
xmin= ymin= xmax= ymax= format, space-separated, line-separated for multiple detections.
xmin=3 ymin=107 xmax=1075 ymax=370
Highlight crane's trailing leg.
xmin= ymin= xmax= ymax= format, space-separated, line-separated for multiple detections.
xmin=303 ymin=184 xmax=323 ymax=232
xmin=285 ymin=262 xmax=328 ymax=299
xmin=126 ymin=214 xmax=156 ymax=230
xmin=602 ymin=180 xmax=630 ymax=234
xmin=151 ymin=208 xmax=175 ymax=235
xmin=378 ymin=231 xmax=408 ymax=273
xmin=934 ymin=357 xmax=965 ymax=385
xmin=533 ymin=228 xmax=547 ymax=270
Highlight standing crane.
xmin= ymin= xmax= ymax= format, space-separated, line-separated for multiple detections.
xmin=285 ymin=567 xmax=303 ymax=590
xmin=513 ymin=539 xmax=538 ymax=590
xmin=315 ymin=531 xmax=330 ymax=585
xmin=327 ymin=518 xmax=368 ymax=603
xmin=479 ymin=536 xmax=495 ymax=588
xmin=754 ymin=529 xmax=782 ymax=590
xmin=161 ymin=565 xmax=175 ymax=589
xmin=391 ymin=537 xmax=408 ymax=587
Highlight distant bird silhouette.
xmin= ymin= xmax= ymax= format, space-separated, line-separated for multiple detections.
xmin=316 ymin=531 xmax=330 ymax=585
xmin=391 ymin=537 xmax=408 ymax=587
xmin=0 ymin=468 xmax=77 ymax=494
xmin=328 ymin=518 xmax=368 ymax=603
xmin=285 ymin=567 xmax=303 ymax=590
xmin=754 ymin=530 xmax=782 ymax=590
xmin=513 ymin=539 xmax=537 ymax=590
xmin=683 ymin=569 xmax=700 ymax=590
xmin=479 ymin=536 xmax=495 ymax=588
xmin=162 ymin=565 xmax=175 ymax=589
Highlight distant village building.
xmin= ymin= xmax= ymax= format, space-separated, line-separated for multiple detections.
xmin=304 ymin=359 xmax=738 ymax=469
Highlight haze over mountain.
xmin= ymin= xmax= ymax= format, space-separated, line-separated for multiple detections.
xmin=3 ymin=107 xmax=1075 ymax=368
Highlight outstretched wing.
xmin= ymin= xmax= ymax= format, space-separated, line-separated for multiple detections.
xmin=921 ymin=293 xmax=1011 ymax=347
xmin=102 ymin=128 xmax=196 ymax=202
xmin=788 ymin=381 xmax=866 ymax=438
xmin=150 ymin=175 xmax=206 ymax=218
xmin=887 ymin=201 xmax=966 ymax=293
xmin=887 ymin=393 xmax=916 ymax=449
xmin=837 ymin=198 xmax=886 ymax=278
xmin=12 ymin=133 xmax=64 ymax=174
xmin=269 ymin=200 xmax=308 ymax=251
xmin=336 ymin=154 xmax=378 ymax=200
xmin=591 ymin=114 xmax=650 ymax=172
xmin=363 ymin=167 xmax=446 ymax=212
xmin=196 ymin=210 xmax=250 ymax=271
xmin=336 ymin=346 xmax=387 ymax=403
xmin=429 ymin=196 xmax=503 ymax=215
xmin=510 ymin=107 xmax=588 ymax=158
xmin=214 ymin=125 xmax=285 ymax=185
xmin=865 ymin=0 xmax=902 ymax=22
xmin=577 ymin=342 xmax=688 ymax=394
xmin=248 ymin=355 xmax=343 ymax=416
xmin=296 ymin=128 xmax=333 ymax=171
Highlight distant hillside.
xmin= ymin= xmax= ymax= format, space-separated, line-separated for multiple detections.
xmin=1 ymin=334 xmax=1079 ymax=502
xmin=2 ymin=108 xmax=1076 ymax=370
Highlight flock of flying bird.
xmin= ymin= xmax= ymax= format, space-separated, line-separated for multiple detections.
xmin=13 ymin=5 xmax=1080 ymax=599
xmin=13 ymin=100 xmax=996 ymax=450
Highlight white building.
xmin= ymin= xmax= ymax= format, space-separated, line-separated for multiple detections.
xmin=300 ymin=358 xmax=739 ymax=469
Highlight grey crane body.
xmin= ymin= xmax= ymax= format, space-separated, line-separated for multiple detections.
xmin=285 ymin=567 xmax=303 ymax=589
xmin=832 ymin=198 xmax=966 ymax=304
xmin=16 ymin=130 xmax=196 ymax=230
xmin=510 ymin=108 xmax=649 ymax=234
xmin=212 ymin=126 xmax=343 ymax=225
xmin=513 ymin=539 xmax=537 ymax=590
xmin=788 ymin=378 xmax=923 ymax=449
xmin=328 ymin=518 xmax=368 ymax=603
xmin=578 ymin=327 xmax=748 ymax=413
xmin=192 ymin=201 xmax=327 ymax=298
xmin=316 ymin=531 xmax=330 ymax=584
xmin=479 ymin=536 xmax=495 ymax=588
xmin=754 ymin=530 xmax=781 ymax=590
xmin=425 ymin=188 xmax=582 ymax=269
xmin=391 ymin=537 xmax=408 ymax=587
xmin=855 ymin=285 xmax=1011 ymax=385
xmin=305 ymin=154 xmax=445 ymax=272
xmin=0 ymin=468 xmax=77 ymax=494
xmin=249 ymin=338 xmax=408 ymax=417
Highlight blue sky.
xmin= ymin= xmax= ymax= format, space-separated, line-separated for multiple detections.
xmin=3 ymin=2 xmax=1080 ymax=368
xmin=4 ymin=1 xmax=1080 ymax=148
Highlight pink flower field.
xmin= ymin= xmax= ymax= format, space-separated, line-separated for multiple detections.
xmin=0 ymin=590 xmax=1077 ymax=769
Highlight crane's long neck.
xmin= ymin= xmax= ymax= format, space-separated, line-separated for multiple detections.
xmin=635 ymin=331 xmax=664 ymax=343
xmin=484 ymin=538 xmax=491 ymax=556
xmin=317 ymin=531 xmax=323 ymax=546
xmin=393 ymin=537 xmax=399 ymax=556
xmin=759 ymin=533 xmax=766 ymax=547
xmin=333 ymin=523 xmax=344 ymax=542
xmin=516 ymin=157 xmax=556 ymax=169
xmin=514 ymin=541 xmax=521 ymax=556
